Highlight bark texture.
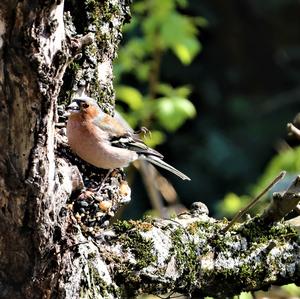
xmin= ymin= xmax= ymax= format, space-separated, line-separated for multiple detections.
xmin=0 ymin=1 xmax=300 ymax=299
xmin=0 ymin=0 xmax=130 ymax=298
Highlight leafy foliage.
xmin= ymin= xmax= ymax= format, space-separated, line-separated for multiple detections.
xmin=114 ymin=0 xmax=202 ymax=146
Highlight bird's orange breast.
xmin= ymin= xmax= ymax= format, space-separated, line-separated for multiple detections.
xmin=66 ymin=117 xmax=138 ymax=169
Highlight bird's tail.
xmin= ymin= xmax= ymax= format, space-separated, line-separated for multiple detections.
xmin=142 ymin=155 xmax=191 ymax=181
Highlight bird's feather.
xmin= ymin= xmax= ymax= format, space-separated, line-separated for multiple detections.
xmin=110 ymin=135 xmax=163 ymax=159
xmin=141 ymin=155 xmax=191 ymax=181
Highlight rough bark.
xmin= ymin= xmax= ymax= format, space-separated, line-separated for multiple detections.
xmin=0 ymin=0 xmax=129 ymax=298
xmin=0 ymin=1 xmax=299 ymax=299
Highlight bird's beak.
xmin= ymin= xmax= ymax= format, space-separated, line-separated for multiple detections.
xmin=66 ymin=101 xmax=80 ymax=113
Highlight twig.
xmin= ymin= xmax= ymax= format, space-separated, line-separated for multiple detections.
xmin=223 ymin=171 xmax=286 ymax=233
xmin=287 ymin=123 xmax=300 ymax=140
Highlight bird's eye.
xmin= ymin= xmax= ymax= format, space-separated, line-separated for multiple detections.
xmin=82 ymin=103 xmax=89 ymax=109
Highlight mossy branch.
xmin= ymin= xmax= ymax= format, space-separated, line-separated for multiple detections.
xmin=67 ymin=170 xmax=300 ymax=298
xmin=77 ymin=201 xmax=300 ymax=298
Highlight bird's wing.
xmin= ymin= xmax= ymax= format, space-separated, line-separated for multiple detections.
xmin=111 ymin=135 xmax=164 ymax=159
xmin=93 ymin=110 xmax=163 ymax=158
xmin=92 ymin=113 xmax=128 ymax=138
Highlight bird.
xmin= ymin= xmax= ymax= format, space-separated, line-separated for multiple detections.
xmin=66 ymin=96 xmax=191 ymax=181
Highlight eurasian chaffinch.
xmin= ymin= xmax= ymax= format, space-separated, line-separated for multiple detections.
xmin=66 ymin=96 xmax=190 ymax=180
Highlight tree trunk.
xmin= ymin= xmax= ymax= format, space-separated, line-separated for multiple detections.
xmin=0 ymin=1 xmax=300 ymax=299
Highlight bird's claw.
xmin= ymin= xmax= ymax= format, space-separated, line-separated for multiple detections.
xmin=134 ymin=126 xmax=151 ymax=138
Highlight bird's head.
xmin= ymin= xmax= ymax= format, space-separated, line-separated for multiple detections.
xmin=66 ymin=96 xmax=101 ymax=119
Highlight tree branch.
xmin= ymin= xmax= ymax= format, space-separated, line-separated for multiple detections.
xmin=61 ymin=202 xmax=300 ymax=298
xmin=223 ymin=171 xmax=286 ymax=232
xmin=262 ymin=175 xmax=300 ymax=223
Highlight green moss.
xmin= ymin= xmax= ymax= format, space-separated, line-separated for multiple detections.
xmin=238 ymin=217 xmax=298 ymax=246
xmin=239 ymin=264 xmax=258 ymax=287
xmin=113 ymin=216 xmax=298 ymax=297
xmin=114 ymin=266 xmax=141 ymax=298
xmin=70 ymin=61 xmax=81 ymax=72
xmin=269 ymin=222 xmax=298 ymax=240
xmin=112 ymin=226 xmax=158 ymax=297
xmin=123 ymin=230 xmax=156 ymax=269
xmin=113 ymin=219 xmax=157 ymax=269
xmin=113 ymin=220 xmax=135 ymax=234
xmin=85 ymin=0 xmax=116 ymax=39
xmin=200 ymin=218 xmax=298 ymax=296
xmin=80 ymin=0 xmax=117 ymax=107
xmin=80 ymin=260 xmax=109 ymax=298
xmin=186 ymin=220 xmax=229 ymax=254
xmin=210 ymin=234 xmax=230 ymax=252
xmin=113 ymin=219 xmax=153 ymax=234
xmin=60 ymin=0 xmax=129 ymax=109
xmin=187 ymin=220 xmax=211 ymax=234
xmin=169 ymin=228 xmax=200 ymax=295
xmin=79 ymin=253 xmax=123 ymax=299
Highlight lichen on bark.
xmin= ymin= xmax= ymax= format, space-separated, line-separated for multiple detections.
xmin=61 ymin=0 xmax=131 ymax=114
xmin=98 ymin=210 xmax=300 ymax=298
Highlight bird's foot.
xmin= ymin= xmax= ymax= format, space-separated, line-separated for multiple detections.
xmin=134 ymin=126 xmax=151 ymax=138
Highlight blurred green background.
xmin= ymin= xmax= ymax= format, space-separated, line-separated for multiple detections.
xmin=113 ymin=0 xmax=300 ymax=220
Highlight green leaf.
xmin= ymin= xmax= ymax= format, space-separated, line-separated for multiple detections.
xmin=156 ymin=96 xmax=196 ymax=131
xmin=160 ymin=13 xmax=196 ymax=47
xmin=115 ymin=38 xmax=148 ymax=77
xmin=157 ymin=83 xmax=174 ymax=97
xmin=174 ymin=96 xmax=196 ymax=117
xmin=194 ymin=16 xmax=209 ymax=27
xmin=150 ymin=0 xmax=174 ymax=20
xmin=116 ymin=86 xmax=143 ymax=110
xmin=173 ymin=37 xmax=202 ymax=65
xmin=136 ymin=62 xmax=150 ymax=81
xmin=158 ymin=84 xmax=191 ymax=98
xmin=175 ymin=86 xmax=191 ymax=98
xmin=252 ymin=146 xmax=300 ymax=196
xmin=132 ymin=1 xmax=147 ymax=14
xmin=236 ymin=292 xmax=253 ymax=299
xmin=217 ymin=193 xmax=245 ymax=217
xmin=175 ymin=0 xmax=188 ymax=8
xmin=281 ymin=284 xmax=300 ymax=296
